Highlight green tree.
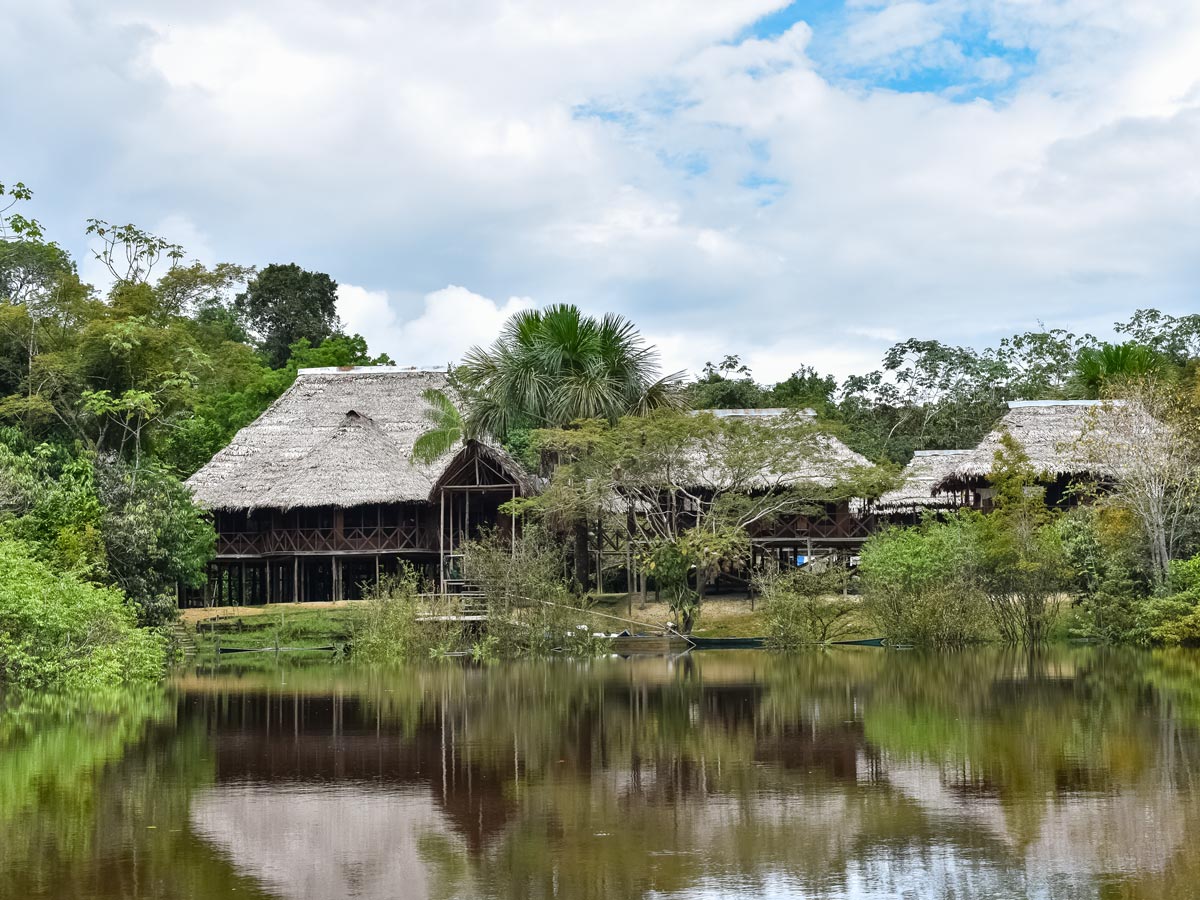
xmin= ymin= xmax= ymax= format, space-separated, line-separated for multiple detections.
xmin=459 ymin=305 xmax=684 ymax=587
xmin=95 ymin=460 xmax=215 ymax=626
xmin=527 ymin=409 xmax=887 ymax=627
xmin=234 ymin=263 xmax=341 ymax=367
xmin=411 ymin=387 xmax=464 ymax=464
xmin=685 ymin=355 xmax=767 ymax=409
xmin=973 ymin=434 xmax=1068 ymax=644
xmin=1069 ymin=342 xmax=1166 ymax=399
xmin=459 ymin=304 xmax=684 ymax=439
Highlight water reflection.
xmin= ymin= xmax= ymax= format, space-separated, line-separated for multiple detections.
xmin=5 ymin=648 xmax=1200 ymax=899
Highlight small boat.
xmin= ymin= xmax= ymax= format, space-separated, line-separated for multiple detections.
xmin=609 ymin=633 xmax=692 ymax=653
xmin=688 ymin=636 xmax=766 ymax=650
xmin=217 ymin=645 xmax=337 ymax=654
xmin=831 ymin=637 xmax=886 ymax=647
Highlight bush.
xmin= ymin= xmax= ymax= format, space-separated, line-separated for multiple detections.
xmin=754 ymin=562 xmax=859 ymax=648
xmin=0 ymin=541 xmax=165 ymax=688
xmin=859 ymin=517 xmax=990 ymax=647
xmin=971 ymin=434 xmax=1068 ymax=644
xmin=353 ymin=569 xmax=468 ymax=662
xmin=463 ymin=528 xmax=607 ymax=656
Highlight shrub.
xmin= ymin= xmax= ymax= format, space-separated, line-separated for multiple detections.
xmin=859 ymin=517 xmax=990 ymax=646
xmin=463 ymin=527 xmax=607 ymax=656
xmin=353 ymin=569 xmax=467 ymax=662
xmin=0 ymin=540 xmax=165 ymax=688
xmin=754 ymin=562 xmax=859 ymax=648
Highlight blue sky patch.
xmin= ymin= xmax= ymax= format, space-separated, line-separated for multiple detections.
xmin=742 ymin=2 xmax=1039 ymax=104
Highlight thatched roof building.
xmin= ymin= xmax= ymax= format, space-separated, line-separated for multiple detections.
xmin=187 ymin=366 xmax=536 ymax=512
xmin=185 ymin=366 xmax=541 ymax=606
xmin=875 ymin=450 xmax=972 ymax=510
xmin=933 ymin=400 xmax=1124 ymax=496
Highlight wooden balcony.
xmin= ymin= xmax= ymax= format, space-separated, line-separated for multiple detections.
xmin=217 ymin=525 xmax=437 ymax=557
xmin=748 ymin=512 xmax=879 ymax=543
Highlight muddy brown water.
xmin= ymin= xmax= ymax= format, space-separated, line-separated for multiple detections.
xmin=5 ymin=647 xmax=1200 ymax=899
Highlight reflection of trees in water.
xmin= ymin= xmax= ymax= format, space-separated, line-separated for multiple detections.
xmin=0 ymin=690 xmax=272 ymax=899
xmin=170 ymin=650 xmax=1200 ymax=899
xmin=6 ymin=650 xmax=1200 ymax=899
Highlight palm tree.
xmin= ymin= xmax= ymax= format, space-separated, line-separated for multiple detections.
xmin=459 ymin=304 xmax=684 ymax=439
xmin=1070 ymin=342 xmax=1164 ymax=399
xmin=458 ymin=304 xmax=684 ymax=589
xmin=411 ymin=387 xmax=463 ymax=465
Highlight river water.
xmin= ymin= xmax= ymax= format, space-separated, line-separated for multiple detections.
xmin=4 ymin=647 xmax=1200 ymax=899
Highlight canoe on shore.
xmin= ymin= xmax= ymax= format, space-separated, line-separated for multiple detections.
xmin=688 ymin=636 xmax=765 ymax=649
xmin=609 ymin=634 xmax=692 ymax=653
xmin=216 ymin=645 xmax=337 ymax=654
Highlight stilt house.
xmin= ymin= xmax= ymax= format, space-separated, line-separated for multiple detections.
xmin=933 ymin=399 xmax=1128 ymax=508
xmin=184 ymin=366 xmax=535 ymax=605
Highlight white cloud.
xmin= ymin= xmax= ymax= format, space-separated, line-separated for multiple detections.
xmin=337 ymin=284 xmax=533 ymax=367
xmin=3 ymin=0 xmax=1200 ymax=382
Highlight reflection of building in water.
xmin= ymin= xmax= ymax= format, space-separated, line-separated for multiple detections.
xmin=191 ymin=785 xmax=450 ymax=900
xmin=182 ymin=691 xmax=515 ymax=854
xmin=886 ymin=761 xmax=1187 ymax=878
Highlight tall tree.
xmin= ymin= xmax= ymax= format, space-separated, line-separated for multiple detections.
xmin=235 ymin=263 xmax=341 ymax=367
xmin=458 ymin=304 xmax=684 ymax=587
xmin=458 ymin=304 xmax=684 ymax=438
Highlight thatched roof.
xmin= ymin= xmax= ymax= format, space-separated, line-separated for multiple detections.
xmin=685 ymin=408 xmax=872 ymax=491
xmin=187 ymin=366 xmax=509 ymax=512
xmin=934 ymin=400 xmax=1124 ymax=493
xmin=875 ymin=450 xmax=972 ymax=509
xmin=427 ymin=440 xmax=541 ymax=500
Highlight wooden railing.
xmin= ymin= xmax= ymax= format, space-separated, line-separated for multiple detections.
xmin=748 ymin=513 xmax=880 ymax=542
xmin=217 ymin=525 xmax=436 ymax=557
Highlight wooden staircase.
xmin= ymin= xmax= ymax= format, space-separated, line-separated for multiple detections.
xmin=169 ymin=621 xmax=198 ymax=660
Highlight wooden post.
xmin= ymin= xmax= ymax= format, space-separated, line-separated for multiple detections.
xmin=375 ymin=553 xmax=380 ymax=590
xmin=239 ymin=561 xmax=246 ymax=606
xmin=293 ymin=557 xmax=299 ymax=604
xmin=511 ymin=486 xmax=517 ymax=558
xmin=439 ymin=490 xmax=446 ymax=596
xmin=595 ymin=516 xmax=603 ymax=594
xmin=266 ymin=561 xmax=273 ymax=605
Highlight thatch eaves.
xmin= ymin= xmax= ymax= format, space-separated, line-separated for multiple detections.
xmin=428 ymin=440 xmax=541 ymax=500
xmin=933 ymin=400 xmax=1125 ymax=493
xmin=875 ymin=450 xmax=972 ymax=509
xmin=187 ymin=367 xmax=462 ymax=511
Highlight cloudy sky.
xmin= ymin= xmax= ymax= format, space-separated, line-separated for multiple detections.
xmin=4 ymin=1 xmax=1199 ymax=381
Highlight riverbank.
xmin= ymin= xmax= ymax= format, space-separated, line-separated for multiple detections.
xmin=179 ymin=595 xmax=880 ymax=660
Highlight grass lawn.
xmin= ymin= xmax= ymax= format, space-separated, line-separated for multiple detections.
xmin=184 ymin=604 xmax=360 ymax=664
xmin=590 ymin=594 xmax=770 ymax=637
xmin=179 ymin=592 xmax=879 ymax=657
